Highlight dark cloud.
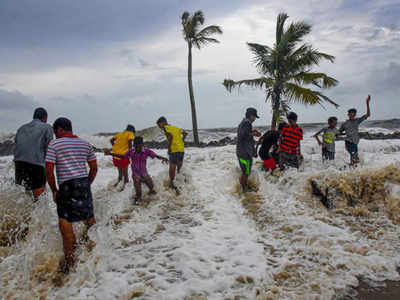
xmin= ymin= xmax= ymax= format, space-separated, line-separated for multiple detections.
xmin=0 ymin=89 xmax=37 ymax=110
xmin=0 ymin=0 xmax=244 ymax=72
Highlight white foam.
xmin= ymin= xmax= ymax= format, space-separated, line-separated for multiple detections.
xmin=1 ymin=138 xmax=400 ymax=299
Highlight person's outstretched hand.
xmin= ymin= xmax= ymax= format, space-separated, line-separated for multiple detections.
xmin=366 ymin=94 xmax=371 ymax=104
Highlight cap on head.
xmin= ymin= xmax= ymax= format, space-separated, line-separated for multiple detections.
xmin=53 ymin=117 xmax=72 ymax=132
xmin=245 ymin=107 xmax=260 ymax=119
xmin=33 ymin=107 xmax=48 ymax=120
xmin=278 ymin=122 xmax=288 ymax=131
xmin=348 ymin=108 xmax=357 ymax=114
xmin=126 ymin=124 xmax=135 ymax=133
xmin=134 ymin=136 xmax=144 ymax=146
xmin=287 ymin=112 xmax=298 ymax=122
xmin=157 ymin=116 xmax=167 ymax=124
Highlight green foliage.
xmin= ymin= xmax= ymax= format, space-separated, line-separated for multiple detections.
xmin=223 ymin=12 xmax=339 ymax=128
xmin=181 ymin=10 xmax=223 ymax=49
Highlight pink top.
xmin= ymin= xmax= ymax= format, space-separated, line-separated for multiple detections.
xmin=122 ymin=147 xmax=156 ymax=177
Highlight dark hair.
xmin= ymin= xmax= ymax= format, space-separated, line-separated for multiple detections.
xmin=287 ymin=112 xmax=298 ymax=121
xmin=157 ymin=116 xmax=167 ymax=124
xmin=328 ymin=116 xmax=338 ymax=124
xmin=33 ymin=107 xmax=48 ymax=120
xmin=53 ymin=117 xmax=72 ymax=132
xmin=348 ymin=108 xmax=357 ymax=114
xmin=134 ymin=136 xmax=144 ymax=146
xmin=278 ymin=122 xmax=288 ymax=131
xmin=126 ymin=124 xmax=135 ymax=133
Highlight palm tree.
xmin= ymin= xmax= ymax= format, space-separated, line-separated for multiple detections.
xmin=223 ymin=13 xmax=339 ymax=130
xmin=182 ymin=11 xmax=222 ymax=145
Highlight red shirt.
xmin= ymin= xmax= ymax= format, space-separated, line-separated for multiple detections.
xmin=280 ymin=125 xmax=303 ymax=154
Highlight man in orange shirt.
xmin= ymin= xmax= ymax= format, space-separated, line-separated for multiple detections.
xmin=110 ymin=125 xmax=135 ymax=190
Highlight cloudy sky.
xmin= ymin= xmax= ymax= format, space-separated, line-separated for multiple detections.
xmin=1 ymin=0 xmax=399 ymax=133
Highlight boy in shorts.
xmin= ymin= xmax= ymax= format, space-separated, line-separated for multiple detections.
xmin=156 ymin=117 xmax=187 ymax=190
xmin=237 ymin=108 xmax=261 ymax=192
xmin=110 ymin=125 xmax=135 ymax=190
xmin=278 ymin=112 xmax=303 ymax=170
xmin=339 ymin=95 xmax=371 ymax=165
xmin=46 ymin=118 xmax=98 ymax=273
xmin=105 ymin=136 xmax=168 ymax=203
xmin=314 ymin=117 xmax=338 ymax=162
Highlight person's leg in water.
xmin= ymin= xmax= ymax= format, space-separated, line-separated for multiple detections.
xmin=239 ymin=158 xmax=251 ymax=192
xmin=177 ymin=161 xmax=183 ymax=174
xmin=143 ymin=176 xmax=156 ymax=195
xmin=58 ymin=218 xmax=77 ymax=273
xmin=121 ymin=166 xmax=129 ymax=189
xmin=240 ymin=173 xmax=249 ymax=193
xmin=169 ymin=162 xmax=177 ymax=188
xmin=81 ymin=217 xmax=96 ymax=244
xmin=114 ymin=167 xmax=123 ymax=187
xmin=133 ymin=176 xmax=142 ymax=203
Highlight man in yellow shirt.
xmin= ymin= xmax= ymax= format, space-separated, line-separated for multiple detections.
xmin=157 ymin=117 xmax=187 ymax=190
xmin=110 ymin=125 xmax=135 ymax=190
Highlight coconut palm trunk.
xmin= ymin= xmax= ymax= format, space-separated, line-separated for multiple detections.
xmin=187 ymin=42 xmax=200 ymax=145
xmin=181 ymin=10 xmax=222 ymax=146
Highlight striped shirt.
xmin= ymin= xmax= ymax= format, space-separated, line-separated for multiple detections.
xmin=46 ymin=136 xmax=97 ymax=184
xmin=280 ymin=125 xmax=303 ymax=154
xmin=122 ymin=147 xmax=156 ymax=177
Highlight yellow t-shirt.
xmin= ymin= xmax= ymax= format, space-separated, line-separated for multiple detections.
xmin=164 ymin=125 xmax=184 ymax=153
xmin=112 ymin=131 xmax=135 ymax=158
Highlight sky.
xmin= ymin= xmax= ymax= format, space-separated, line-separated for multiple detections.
xmin=0 ymin=0 xmax=399 ymax=133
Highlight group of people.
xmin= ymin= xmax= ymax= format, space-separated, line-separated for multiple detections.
xmin=12 ymin=96 xmax=371 ymax=272
xmin=13 ymin=109 xmax=186 ymax=272
xmin=236 ymin=95 xmax=371 ymax=192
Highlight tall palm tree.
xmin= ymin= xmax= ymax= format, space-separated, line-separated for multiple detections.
xmin=223 ymin=13 xmax=339 ymax=130
xmin=182 ymin=11 xmax=222 ymax=145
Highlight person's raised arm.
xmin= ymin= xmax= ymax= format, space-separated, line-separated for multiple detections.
xmin=45 ymin=162 xmax=57 ymax=203
xmin=365 ymin=95 xmax=371 ymax=119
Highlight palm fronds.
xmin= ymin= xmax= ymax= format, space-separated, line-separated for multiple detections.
xmin=223 ymin=77 xmax=274 ymax=93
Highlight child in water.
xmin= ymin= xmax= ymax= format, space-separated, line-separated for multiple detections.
xmin=314 ymin=117 xmax=339 ymax=162
xmin=105 ymin=136 xmax=168 ymax=204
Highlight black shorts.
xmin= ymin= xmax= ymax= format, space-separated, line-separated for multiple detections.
xmin=15 ymin=161 xmax=46 ymax=190
xmin=169 ymin=152 xmax=184 ymax=164
xmin=279 ymin=152 xmax=299 ymax=169
xmin=322 ymin=148 xmax=335 ymax=161
xmin=57 ymin=177 xmax=94 ymax=223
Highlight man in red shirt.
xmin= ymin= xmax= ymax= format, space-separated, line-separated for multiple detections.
xmin=278 ymin=112 xmax=303 ymax=170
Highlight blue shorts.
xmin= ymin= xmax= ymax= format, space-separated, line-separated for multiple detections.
xmin=57 ymin=177 xmax=94 ymax=223
xmin=322 ymin=148 xmax=335 ymax=161
xmin=345 ymin=141 xmax=359 ymax=161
